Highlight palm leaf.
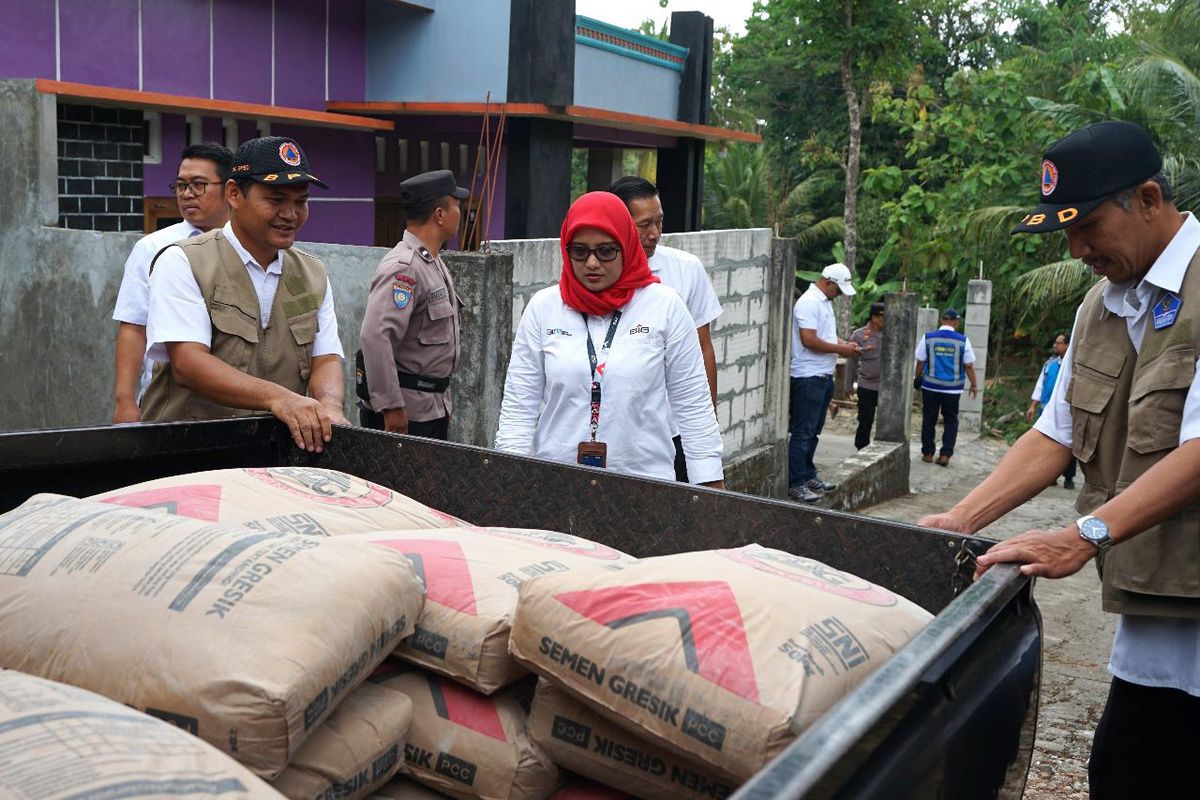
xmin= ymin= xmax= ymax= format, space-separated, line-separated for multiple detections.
xmin=1013 ymin=258 xmax=1096 ymax=308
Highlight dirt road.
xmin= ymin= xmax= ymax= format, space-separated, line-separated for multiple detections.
xmin=816 ymin=414 xmax=1112 ymax=799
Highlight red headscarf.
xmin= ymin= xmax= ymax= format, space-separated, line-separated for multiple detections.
xmin=558 ymin=191 xmax=659 ymax=316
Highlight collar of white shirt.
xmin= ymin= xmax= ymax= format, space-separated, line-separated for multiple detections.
xmin=221 ymin=221 xmax=283 ymax=275
xmin=1103 ymin=212 xmax=1200 ymax=316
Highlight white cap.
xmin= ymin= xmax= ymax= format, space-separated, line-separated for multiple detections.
xmin=821 ymin=262 xmax=856 ymax=296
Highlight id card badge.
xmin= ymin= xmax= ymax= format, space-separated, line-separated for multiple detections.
xmin=577 ymin=440 xmax=608 ymax=468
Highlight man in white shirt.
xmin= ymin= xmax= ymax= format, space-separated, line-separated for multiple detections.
xmin=143 ymin=136 xmax=347 ymax=453
xmin=788 ymin=264 xmax=860 ymax=503
xmin=609 ymin=176 xmax=722 ymax=482
xmin=921 ymin=120 xmax=1200 ymax=798
xmin=111 ymin=143 xmax=232 ymax=422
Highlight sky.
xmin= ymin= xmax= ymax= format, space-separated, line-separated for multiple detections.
xmin=575 ymin=0 xmax=756 ymax=36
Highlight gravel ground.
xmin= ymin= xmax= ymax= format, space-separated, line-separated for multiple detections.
xmin=814 ymin=408 xmax=1113 ymax=800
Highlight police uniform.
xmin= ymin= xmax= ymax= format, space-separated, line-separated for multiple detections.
xmin=357 ymin=170 xmax=469 ymax=439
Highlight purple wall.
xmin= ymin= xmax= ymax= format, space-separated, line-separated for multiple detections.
xmin=0 ymin=0 xmax=367 ymax=107
xmin=60 ymin=0 xmax=139 ymax=88
xmin=276 ymin=123 xmax=376 ymax=246
xmin=0 ymin=0 xmax=54 ymax=79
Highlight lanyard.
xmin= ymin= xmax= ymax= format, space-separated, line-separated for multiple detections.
xmin=583 ymin=310 xmax=622 ymax=442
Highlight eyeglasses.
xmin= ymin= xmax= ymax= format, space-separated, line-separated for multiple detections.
xmin=168 ymin=180 xmax=222 ymax=196
xmin=567 ymin=243 xmax=621 ymax=262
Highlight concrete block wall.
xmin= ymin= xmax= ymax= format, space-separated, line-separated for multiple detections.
xmin=56 ymin=104 xmax=144 ymax=233
xmin=961 ymin=279 xmax=992 ymax=432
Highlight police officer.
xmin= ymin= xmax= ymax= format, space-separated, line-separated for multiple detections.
xmin=357 ymin=170 xmax=469 ymax=439
xmin=914 ymin=308 xmax=978 ymax=466
xmin=920 ymin=120 xmax=1200 ymax=798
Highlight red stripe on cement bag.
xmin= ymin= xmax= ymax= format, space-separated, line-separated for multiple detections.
xmin=352 ymin=528 xmax=633 ymax=694
xmin=0 ymin=494 xmax=426 ymax=779
xmin=0 ymin=670 xmax=285 ymax=799
xmin=271 ymin=682 xmax=412 ymax=800
xmin=90 ymin=467 xmax=463 ymax=534
xmin=548 ymin=778 xmax=634 ymax=800
xmin=508 ymin=545 xmax=932 ymax=781
xmin=370 ymin=660 xmax=558 ymax=800
xmin=527 ymin=681 xmax=735 ymax=800
xmin=368 ymin=776 xmax=455 ymax=800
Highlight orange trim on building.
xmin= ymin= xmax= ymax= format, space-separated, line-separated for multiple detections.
xmin=37 ymin=79 xmax=394 ymax=132
xmin=325 ymin=100 xmax=761 ymax=143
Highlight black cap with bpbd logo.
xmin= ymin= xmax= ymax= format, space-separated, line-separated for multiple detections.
xmin=1011 ymin=120 xmax=1162 ymax=234
xmin=229 ymin=136 xmax=329 ymax=189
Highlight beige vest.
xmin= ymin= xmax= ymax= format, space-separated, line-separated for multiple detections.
xmin=141 ymin=230 xmax=329 ymax=422
xmin=1067 ymin=251 xmax=1200 ymax=617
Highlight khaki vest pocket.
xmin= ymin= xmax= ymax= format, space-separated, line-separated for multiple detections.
xmin=1068 ymin=370 xmax=1119 ymax=462
xmin=209 ymin=302 xmax=259 ymax=373
xmin=1128 ymin=347 xmax=1194 ymax=454
xmin=288 ymin=309 xmax=318 ymax=382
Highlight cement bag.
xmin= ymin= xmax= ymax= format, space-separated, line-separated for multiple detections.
xmin=0 ymin=669 xmax=284 ymax=799
xmin=356 ymin=527 xmax=633 ymax=693
xmin=91 ymin=466 xmax=463 ymax=534
xmin=371 ymin=660 xmax=558 ymax=800
xmin=368 ymin=776 xmax=454 ymax=800
xmin=508 ymin=545 xmax=933 ymax=780
xmin=527 ymin=681 xmax=735 ymax=800
xmin=272 ymin=682 xmax=412 ymax=800
xmin=0 ymin=494 xmax=426 ymax=779
xmin=549 ymin=778 xmax=635 ymax=800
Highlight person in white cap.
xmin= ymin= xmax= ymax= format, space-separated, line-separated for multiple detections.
xmin=788 ymin=263 xmax=860 ymax=503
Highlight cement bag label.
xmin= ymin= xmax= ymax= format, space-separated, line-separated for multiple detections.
xmin=0 ymin=670 xmax=283 ymax=799
xmin=529 ymin=681 xmax=736 ymax=800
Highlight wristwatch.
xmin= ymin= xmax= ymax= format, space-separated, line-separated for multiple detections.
xmin=1076 ymin=515 xmax=1112 ymax=552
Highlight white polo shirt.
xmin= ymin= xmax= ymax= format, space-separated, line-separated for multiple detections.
xmin=649 ymin=245 xmax=723 ymax=328
xmin=495 ymin=283 xmax=724 ymax=483
xmin=112 ymin=220 xmax=202 ymax=399
xmin=1034 ymin=211 xmax=1200 ymax=697
xmin=790 ymin=283 xmax=837 ymax=378
xmin=147 ymin=222 xmax=343 ymax=364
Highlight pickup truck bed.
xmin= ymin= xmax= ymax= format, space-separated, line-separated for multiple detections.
xmin=0 ymin=419 xmax=1040 ymax=800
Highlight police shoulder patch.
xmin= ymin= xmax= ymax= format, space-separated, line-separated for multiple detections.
xmin=393 ymin=282 xmax=413 ymax=310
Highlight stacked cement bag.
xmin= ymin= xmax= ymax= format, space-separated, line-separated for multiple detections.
xmin=0 ymin=670 xmax=284 ymax=799
xmin=90 ymin=466 xmax=464 ymax=534
xmin=526 ymin=681 xmax=734 ymax=800
xmin=509 ymin=545 xmax=933 ymax=782
xmin=271 ymin=682 xmax=413 ymax=800
xmin=349 ymin=527 xmax=634 ymax=693
xmin=371 ymin=659 xmax=558 ymax=800
xmin=369 ymin=776 xmax=454 ymax=800
xmin=0 ymin=494 xmax=426 ymax=779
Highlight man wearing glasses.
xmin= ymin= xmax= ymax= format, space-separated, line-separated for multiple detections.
xmin=111 ymin=142 xmax=232 ymax=423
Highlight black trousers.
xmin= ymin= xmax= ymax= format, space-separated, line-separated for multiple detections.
xmin=920 ymin=389 xmax=960 ymax=456
xmin=1089 ymin=676 xmax=1200 ymax=798
xmin=855 ymin=388 xmax=878 ymax=450
xmin=359 ymin=408 xmax=449 ymax=440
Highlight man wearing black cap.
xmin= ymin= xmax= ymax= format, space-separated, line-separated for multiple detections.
xmin=143 ymin=136 xmax=348 ymax=453
xmin=920 ymin=120 xmax=1200 ymax=798
xmin=914 ymin=307 xmax=978 ymax=466
xmin=357 ymin=169 xmax=468 ymax=439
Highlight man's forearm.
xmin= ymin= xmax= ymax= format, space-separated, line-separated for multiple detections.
xmin=308 ymin=355 xmax=346 ymax=417
xmin=114 ymin=323 xmax=147 ymax=404
xmin=948 ymin=428 xmax=1073 ymax=532
xmin=965 ymin=364 xmax=978 ymax=388
xmin=1091 ymin=438 xmax=1200 ymax=544
xmin=167 ymin=342 xmax=293 ymax=411
xmin=698 ymin=325 xmax=718 ymax=407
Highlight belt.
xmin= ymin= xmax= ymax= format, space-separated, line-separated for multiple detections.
xmin=397 ymin=372 xmax=450 ymax=393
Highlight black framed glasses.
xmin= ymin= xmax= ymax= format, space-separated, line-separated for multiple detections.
xmin=567 ymin=243 xmax=621 ymax=262
xmin=168 ymin=180 xmax=222 ymax=196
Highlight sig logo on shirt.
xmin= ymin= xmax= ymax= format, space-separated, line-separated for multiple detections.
xmin=546 ymin=327 xmax=573 ymax=336
xmin=628 ymin=324 xmax=650 ymax=336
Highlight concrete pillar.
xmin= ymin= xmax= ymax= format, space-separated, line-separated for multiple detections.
xmin=503 ymin=118 xmax=573 ymax=239
xmin=761 ymin=237 xmax=797 ymax=499
xmin=876 ymin=292 xmax=919 ymax=443
xmin=961 ymin=279 xmax=992 ymax=433
xmin=586 ymin=148 xmax=624 ymax=192
xmin=917 ymin=306 xmax=939 ymax=339
xmin=656 ymin=138 xmax=704 ymax=232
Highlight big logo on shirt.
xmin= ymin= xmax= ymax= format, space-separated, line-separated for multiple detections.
xmin=628 ymin=324 xmax=650 ymax=336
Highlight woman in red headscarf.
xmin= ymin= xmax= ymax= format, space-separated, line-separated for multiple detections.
xmin=495 ymin=192 xmax=724 ymax=487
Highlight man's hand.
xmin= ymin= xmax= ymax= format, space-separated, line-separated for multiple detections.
xmin=842 ymin=341 xmax=862 ymax=357
xmin=968 ymin=385 xmax=979 ymax=398
xmin=1025 ymin=403 xmax=1038 ymax=423
xmin=383 ymin=407 xmax=409 ymax=434
xmin=113 ymin=400 xmax=141 ymax=424
xmin=973 ymin=525 xmax=1096 ymax=580
xmin=268 ymin=392 xmax=334 ymax=452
